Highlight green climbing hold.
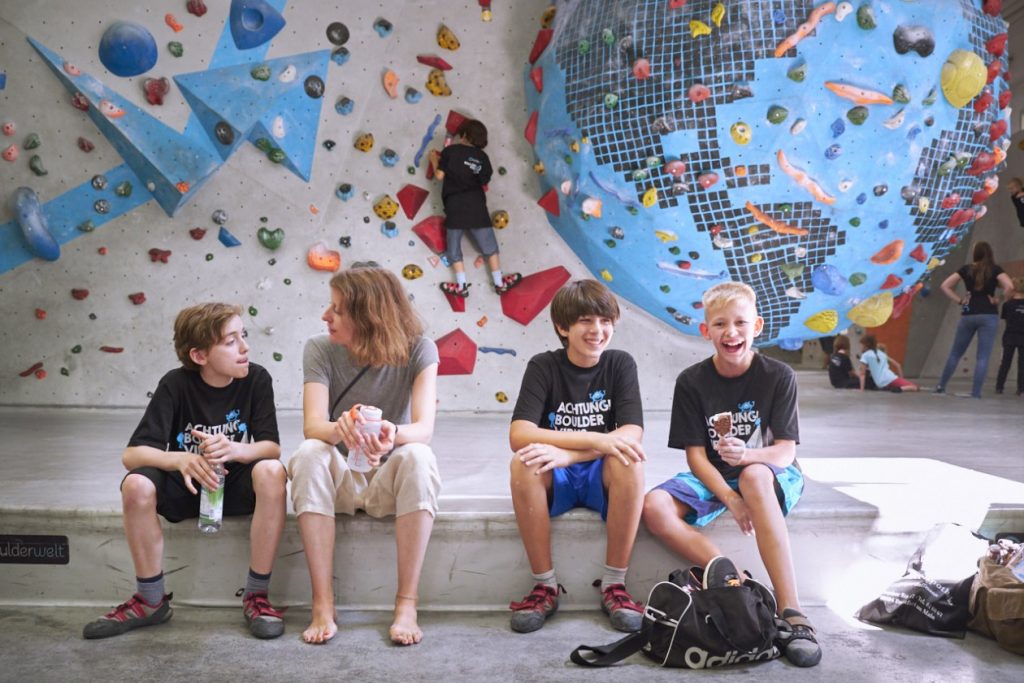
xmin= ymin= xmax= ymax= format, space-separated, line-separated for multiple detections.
xmin=631 ymin=168 xmax=649 ymax=181
xmin=892 ymin=84 xmax=910 ymax=104
xmin=115 ymin=180 xmax=133 ymax=197
xmin=205 ymin=253 xmax=214 ymax=261
xmin=780 ymin=262 xmax=805 ymax=279
xmin=660 ymin=284 xmax=671 ymax=293
xmin=254 ymin=138 xmax=273 ymax=153
xmin=578 ymin=39 xmax=590 ymax=55
xmin=283 ymin=278 xmax=292 ymax=285
xmin=78 ymin=220 xmax=95 ymax=233
xmin=407 ymin=165 xmax=416 ymax=175
xmin=668 ymin=246 xmax=681 ymax=255
xmin=856 ymin=4 xmax=876 ymax=29
xmin=604 ymin=93 xmax=619 ymax=108
xmin=626 ymin=206 xmax=639 ymax=216
xmin=260 ymin=216 xmax=268 ymax=223
xmin=168 ymin=41 xmax=183 ymax=58
xmin=258 ymin=227 xmax=285 ymax=250
xmin=604 ymin=239 xmax=616 ymax=247
xmin=29 ymin=155 xmax=48 ymax=176
xmin=498 ymin=166 xmax=507 ymax=175
xmin=273 ymin=352 xmax=283 ymax=361
xmin=248 ymin=306 xmax=258 ymax=316
xmin=787 ymin=62 xmax=806 ymax=83
xmin=937 ymin=155 xmax=957 ymax=176
xmin=60 ymin=367 xmax=70 ymax=376
xmin=23 ymin=133 xmax=40 ymax=150
xmin=600 ymin=28 xmax=615 ymax=45
xmin=267 ymin=149 xmax=285 ymax=164
xmin=779 ymin=203 xmax=793 ymax=213
xmin=847 ymin=106 xmax=869 ymax=125
xmin=767 ymin=105 xmax=788 ymax=124
xmin=922 ymin=87 xmax=937 ymax=106
xmin=71 ymin=345 xmax=82 ymax=354
xmin=849 ymin=217 xmax=861 ymax=226
xmin=251 ymin=64 xmax=271 ymax=81
xmin=849 ymin=272 xmax=867 ymax=286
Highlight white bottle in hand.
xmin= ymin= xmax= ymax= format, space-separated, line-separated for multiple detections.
xmin=348 ymin=405 xmax=383 ymax=473
xmin=198 ymin=463 xmax=225 ymax=534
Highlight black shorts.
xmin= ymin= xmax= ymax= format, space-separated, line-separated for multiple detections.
xmin=122 ymin=462 xmax=262 ymax=523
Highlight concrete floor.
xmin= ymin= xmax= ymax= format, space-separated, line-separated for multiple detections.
xmin=0 ymin=604 xmax=1019 ymax=682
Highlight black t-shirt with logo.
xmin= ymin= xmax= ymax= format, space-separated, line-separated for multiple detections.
xmin=438 ymin=143 xmax=492 ymax=230
xmin=512 ymin=349 xmax=643 ymax=434
xmin=828 ymin=352 xmax=855 ymax=388
xmin=128 ymin=364 xmax=279 ymax=453
xmin=669 ymin=353 xmax=800 ymax=481
xmin=1002 ymin=298 xmax=1024 ymax=346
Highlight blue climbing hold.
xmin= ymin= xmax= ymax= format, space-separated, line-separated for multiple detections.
xmin=856 ymin=192 xmax=867 ymax=205
xmin=0 ymin=71 xmax=6 ymax=90
xmin=830 ymin=118 xmax=845 ymax=138
xmin=331 ymin=47 xmax=350 ymax=65
xmin=229 ymin=0 xmax=286 ymax=50
xmin=404 ymin=87 xmax=422 ymax=104
xmin=335 ymin=183 xmax=354 ymax=201
xmin=373 ymin=18 xmax=394 ymax=37
xmin=98 ymin=22 xmax=158 ymax=77
xmin=777 ymin=338 xmax=804 ymax=351
xmin=824 ymin=144 xmax=842 ymax=160
xmin=811 ymin=264 xmax=846 ymax=296
xmin=335 ymin=96 xmax=354 ymax=115
xmin=380 ymin=148 xmax=399 ymax=167
xmin=218 ymin=226 xmax=242 ymax=247
xmin=381 ymin=221 xmax=398 ymax=238
xmin=12 ymin=187 xmax=59 ymax=261
xmin=878 ymin=219 xmax=889 ymax=230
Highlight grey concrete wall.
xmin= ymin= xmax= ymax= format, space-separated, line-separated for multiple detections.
xmin=0 ymin=1 xmax=707 ymax=410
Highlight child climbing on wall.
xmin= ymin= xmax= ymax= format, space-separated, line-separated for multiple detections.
xmin=858 ymin=333 xmax=919 ymax=392
xmin=429 ymin=119 xmax=521 ymax=298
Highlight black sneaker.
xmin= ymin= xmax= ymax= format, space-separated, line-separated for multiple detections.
xmin=702 ymin=556 xmax=742 ymax=589
xmin=83 ymin=592 xmax=173 ymax=639
xmin=776 ymin=608 xmax=822 ymax=667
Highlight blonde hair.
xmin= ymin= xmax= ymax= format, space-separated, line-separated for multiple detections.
xmin=174 ymin=303 xmax=243 ymax=371
xmin=1012 ymin=276 xmax=1024 ymax=292
xmin=702 ymin=281 xmax=757 ymax=315
xmin=329 ymin=267 xmax=423 ymax=367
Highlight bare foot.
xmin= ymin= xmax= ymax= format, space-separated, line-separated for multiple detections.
xmin=302 ymin=604 xmax=337 ymax=644
xmin=389 ymin=597 xmax=422 ymax=646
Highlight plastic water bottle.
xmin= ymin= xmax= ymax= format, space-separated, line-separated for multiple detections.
xmin=348 ymin=405 xmax=383 ymax=473
xmin=198 ymin=464 xmax=225 ymax=534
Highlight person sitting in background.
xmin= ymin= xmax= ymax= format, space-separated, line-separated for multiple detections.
xmin=827 ymin=334 xmax=860 ymax=389
xmin=859 ymin=334 xmax=919 ymax=392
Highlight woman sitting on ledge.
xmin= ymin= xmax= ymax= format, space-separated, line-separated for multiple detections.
xmin=288 ymin=266 xmax=441 ymax=645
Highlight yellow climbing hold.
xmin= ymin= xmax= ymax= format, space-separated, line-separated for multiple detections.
xmin=749 ymin=253 xmax=763 ymax=264
xmin=690 ymin=20 xmax=712 ymax=37
xmin=746 ymin=226 xmax=759 ymax=236
xmin=641 ymin=187 xmax=658 ymax=207
xmin=711 ymin=3 xmax=725 ymax=27
xmin=847 ymin=292 xmax=893 ymax=328
xmin=569 ymin=139 xmax=580 ymax=153
xmin=804 ymin=309 xmax=839 ymax=334
xmin=654 ymin=229 xmax=678 ymax=243
xmin=600 ymin=269 xmax=613 ymax=282
xmin=940 ymin=49 xmax=986 ymax=108
xmin=917 ymin=196 xmax=930 ymax=214
xmin=927 ymin=257 xmax=942 ymax=271
xmin=533 ymin=161 xmax=545 ymax=174
xmin=437 ymin=24 xmax=460 ymax=51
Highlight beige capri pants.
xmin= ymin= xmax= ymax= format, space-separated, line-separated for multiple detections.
xmin=288 ymin=439 xmax=441 ymax=518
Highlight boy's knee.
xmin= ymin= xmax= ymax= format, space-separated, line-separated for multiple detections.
xmin=641 ymin=490 xmax=674 ymax=526
xmin=604 ymin=456 xmax=644 ymax=485
xmin=121 ymin=473 xmax=157 ymax=508
xmin=738 ymin=464 xmax=774 ymax=495
xmin=252 ymin=459 xmax=287 ymax=491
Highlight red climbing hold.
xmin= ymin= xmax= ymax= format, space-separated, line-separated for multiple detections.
xmin=397 ymin=184 xmax=430 ymax=220
xmin=881 ymin=274 xmax=903 ymax=290
xmin=143 ymin=77 xmax=171 ymax=106
xmin=445 ymin=110 xmax=469 ymax=135
xmin=971 ymin=189 xmax=989 ymax=205
xmin=986 ymin=33 xmax=1008 ymax=57
xmin=417 ymin=54 xmax=453 ymax=71
xmin=189 ymin=228 xmax=206 ymax=240
xmin=187 ymin=0 xmax=208 ymax=17
xmin=530 ymin=66 xmax=543 ymax=93
xmin=435 ymin=328 xmax=477 ymax=375
xmin=19 ymin=362 xmax=44 ymax=377
xmin=892 ymin=285 xmax=922 ymax=319
xmin=990 ymin=119 xmax=1007 ymax=142
xmin=998 ymin=89 xmax=1011 ymax=109
xmin=34 ymin=308 xmax=47 ymax=320
xmin=670 ymin=0 xmax=689 ymax=7
xmin=947 ymin=209 xmax=974 ymax=228
xmin=941 ymin=193 xmax=960 ymax=209
xmin=35 ymin=369 xmax=47 ymax=379
xmin=442 ymin=289 xmax=467 ymax=313
xmin=983 ymin=0 xmax=1002 ymax=16
xmin=71 ymin=92 xmax=90 ymax=111
xmin=537 ymin=187 xmax=559 ymax=216
xmin=528 ymin=28 xmax=553 ymax=65
xmin=966 ymin=151 xmax=996 ymax=176
xmin=909 ymin=244 xmax=927 ymax=262
xmin=987 ymin=59 xmax=1001 ymax=84
xmin=128 ymin=292 xmax=146 ymax=305
xmin=77 ymin=137 xmax=95 ymax=152
xmin=100 ymin=346 xmax=125 ymax=353
xmin=500 ymin=266 xmax=571 ymax=326
xmin=412 ymin=215 xmax=447 ymax=253
xmin=71 ymin=288 xmax=89 ymax=300
xmin=524 ymin=110 xmax=538 ymax=146
xmin=149 ymin=248 xmax=172 ymax=263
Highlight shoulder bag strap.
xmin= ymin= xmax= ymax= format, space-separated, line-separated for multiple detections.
xmin=328 ymin=366 xmax=370 ymax=419
xmin=570 ymin=632 xmax=645 ymax=667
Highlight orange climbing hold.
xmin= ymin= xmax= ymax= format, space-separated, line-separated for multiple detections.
xmin=383 ymin=69 xmax=399 ymax=98
xmin=307 ymin=241 xmax=341 ymax=272
xmin=870 ymin=239 xmax=904 ymax=265
xmin=824 ymin=81 xmax=894 ymax=105
xmin=744 ymin=201 xmax=808 ymax=236
xmin=165 ymin=13 xmax=184 ymax=33
xmin=774 ymin=2 xmax=835 ymax=58
xmin=776 ymin=150 xmax=835 ymax=205
xmin=176 ymin=181 xmax=190 ymax=193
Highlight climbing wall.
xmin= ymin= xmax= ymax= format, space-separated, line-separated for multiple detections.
xmin=0 ymin=0 xmax=708 ymax=411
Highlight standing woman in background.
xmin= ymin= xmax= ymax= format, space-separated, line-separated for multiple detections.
xmin=288 ymin=266 xmax=441 ymax=645
xmin=934 ymin=242 xmax=1015 ymax=398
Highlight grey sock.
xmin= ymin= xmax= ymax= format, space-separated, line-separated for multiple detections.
xmin=245 ymin=568 xmax=271 ymax=596
xmin=136 ymin=573 xmax=165 ymax=606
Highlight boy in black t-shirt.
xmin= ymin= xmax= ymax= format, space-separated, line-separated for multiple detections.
xmin=827 ymin=334 xmax=860 ymax=389
xmin=508 ymin=280 xmax=646 ymax=634
xmin=429 ymin=119 xmax=521 ymax=297
xmin=642 ymin=282 xmax=821 ymax=667
xmin=83 ymin=303 xmax=287 ymax=640
xmin=995 ymin=276 xmax=1024 ymax=395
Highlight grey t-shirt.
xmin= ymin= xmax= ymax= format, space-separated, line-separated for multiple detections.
xmin=303 ymin=335 xmax=439 ymax=452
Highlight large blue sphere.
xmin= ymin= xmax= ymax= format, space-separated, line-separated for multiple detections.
xmin=98 ymin=21 xmax=157 ymax=77
xmin=525 ymin=0 xmax=1011 ymax=346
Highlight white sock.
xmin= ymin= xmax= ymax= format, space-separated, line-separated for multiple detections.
xmin=601 ymin=564 xmax=628 ymax=591
xmin=531 ymin=568 xmax=558 ymax=589
xmin=492 ymin=269 xmax=504 ymax=287
xmin=455 ymin=271 xmax=466 ymax=286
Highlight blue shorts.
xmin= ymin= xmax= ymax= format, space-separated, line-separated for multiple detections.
xmin=550 ymin=459 xmax=607 ymax=520
xmin=654 ymin=464 xmax=804 ymax=528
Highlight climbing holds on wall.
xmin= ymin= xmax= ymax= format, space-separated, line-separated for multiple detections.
xmin=397 ymin=184 xmax=429 ymax=220
xmin=218 ymin=227 xmax=241 ymax=247
xmin=229 ymin=0 xmax=287 ymax=50
xmin=326 ymin=21 xmax=349 ymax=46
xmin=98 ymin=22 xmax=157 ymax=77
xmin=2 ymin=145 xmax=17 ymax=162
xmin=374 ymin=195 xmax=399 ymax=220
xmin=380 ymin=148 xmax=399 ymax=167
xmin=426 ymin=69 xmax=451 ymax=96
xmin=257 ymin=227 xmax=284 ymax=250
xmin=307 ymin=241 xmax=341 ymax=272
xmin=437 ymin=24 xmax=460 ymax=51
xmin=417 ymin=54 xmax=452 ymax=70
xmin=491 ymin=210 xmax=509 ymax=229
xmin=401 ymin=264 xmax=423 ymax=280
xmin=12 ymin=187 xmax=59 ymax=261
xmin=941 ymin=50 xmax=986 ymax=108
xmin=187 ymin=0 xmax=208 ymax=17
xmin=374 ymin=18 xmax=394 ymax=37
xmin=335 ymin=96 xmax=354 ymax=115
xmin=354 ymin=133 xmax=374 ymax=152
xmin=383 ymin=70 xmax=399 ymax=98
